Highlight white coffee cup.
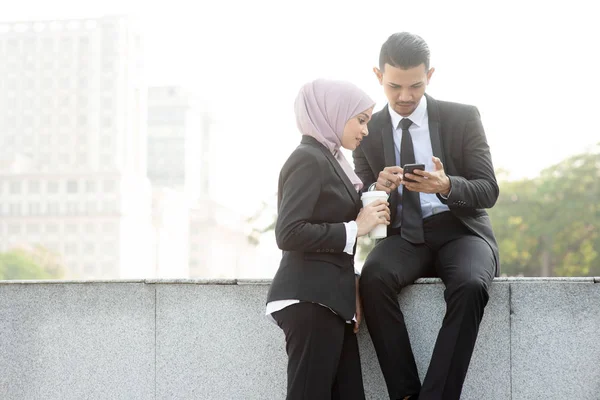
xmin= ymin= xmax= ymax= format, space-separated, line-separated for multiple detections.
xmin=360 ymin=191 xmax=389 ymax=239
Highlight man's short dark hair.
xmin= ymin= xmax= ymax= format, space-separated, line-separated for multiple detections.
xmin=379 ymin=32 xmax=430 ymax=71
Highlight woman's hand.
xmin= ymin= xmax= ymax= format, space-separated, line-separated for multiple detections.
xmin=356 ymin=199 xmax=391 ymax=237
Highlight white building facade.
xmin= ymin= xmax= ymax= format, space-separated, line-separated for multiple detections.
xmin=0 ymin=16 xmax=153 ymax=279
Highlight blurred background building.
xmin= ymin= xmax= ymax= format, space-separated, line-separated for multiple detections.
xmin=0 ymin=16 xmax=153 ymax=279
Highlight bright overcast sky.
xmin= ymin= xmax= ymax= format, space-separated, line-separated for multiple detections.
xmin=4 ymin=0 xmax=600 ymax=219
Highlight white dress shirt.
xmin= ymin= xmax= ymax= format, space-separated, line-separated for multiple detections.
xmin=388 ymin=96 xmax=450 ymax=226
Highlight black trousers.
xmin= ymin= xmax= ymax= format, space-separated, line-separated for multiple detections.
xmin=359 ymin=212 xmax=495 ymax=400
xmin=272 ymin=302 xmax=366 ymax=400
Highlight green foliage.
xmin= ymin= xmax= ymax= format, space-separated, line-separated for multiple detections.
xmin=0 ymin=246 xmax=65 ymax=280
xmin=489 ymin=146 xmax=600 ymax=276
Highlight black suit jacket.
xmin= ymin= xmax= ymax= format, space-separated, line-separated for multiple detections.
xmin=353 ymin=94 xmax=500 ymax=274
xmin=267 ymin=136 xmax=361 ymax=321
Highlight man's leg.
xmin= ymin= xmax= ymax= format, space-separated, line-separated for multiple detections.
xmin=419 ymin=235 xmax=495 ymax=400
xmin=360 ymin=235 xmax=434 ymax=399
xmin=272 ymin=302 xmax=346 ymax=400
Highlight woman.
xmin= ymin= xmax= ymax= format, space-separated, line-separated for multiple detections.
xmin=266 ymin=79 xmax=391 ymax=400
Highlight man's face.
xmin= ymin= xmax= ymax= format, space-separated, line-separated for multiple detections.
xmin=374 ymin=63 xmax=434 ymax=117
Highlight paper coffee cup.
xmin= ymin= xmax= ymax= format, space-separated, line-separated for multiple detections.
xmin=360 ymin=191 xmax=389 ymax=239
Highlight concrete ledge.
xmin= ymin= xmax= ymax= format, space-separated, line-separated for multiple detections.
xmin=1 ymin=278 xmax=598 ymax=399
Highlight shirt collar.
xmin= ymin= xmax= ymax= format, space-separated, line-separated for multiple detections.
xmin=388 ymin=95 xmax=428 ymax=129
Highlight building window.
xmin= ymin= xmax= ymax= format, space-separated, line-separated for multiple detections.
xmin=79 ymin=36 xmax=90 ymax=47
xmin=84 ymin=264 xmax=96 ymax=276
xmin=101 ymin=154 xmax=113 ymax=165
xmin=67 ymin=180 xmax=78 ymax=193
xmin=42 ymin=77 xmax=54 ymax=90
xmin=10 ymin=181 xmax=21 ymax=194
xmin=86 ymin=180 xmax=96 ymax=193
xmin=4 ymin=135 xmax=16 ymax=146
xmin=102 ymin=242 xmax=115 ymax=254
xmin=66 ymin=223 xmax=78 ymax=234
xmin=46 ymin=223 xmax=59 ymax=233
xmin=77 ymin=153 xmax=87 ymax=166
xmin=103 ymin=201 xmax=118 ymax=213
xmin=103 ymin=262 xmax=114 ymax=273
xmin=102 ymin=222 xmax=116 ymax=233
xmin=28 ymin=203 xmax=41 ymax=215
xmin=100 ymin=135 xmax=112 ymax=147
xmin=47 ymin=181 xmax=59 ymax=194
xmin=27 ymin=224 xmax=40 ymax=234
xmin=66 ymin=202 xmax=80 ymax=214
xmin=58 ymin=115 xmax=71 ymax=127
xmin=84 ymin=243 xmax=95 ymax=254
xmin=28 ymin=181 xmax=40 ymax=193
xmin=8 ymin=224 xmax=22 ymax=234
xmin=47 ymin=202 xmax=60 ymax=215
xmin=23 ymin=115 xmax=35 ymax=128
xmin=65 ymin=243 xmax=78 ymax=254
xmin=41 ymin=114 xmax=53 ymax=127
xmin=9 ymin=204 xmax=22 ymax=216
xmin=85 ymin=201 xmax=97 ymax=214
xmin=103 ymin=179 xmax=116 ymax=192
xmin=59 ymin=153 xmax=71 ymax=164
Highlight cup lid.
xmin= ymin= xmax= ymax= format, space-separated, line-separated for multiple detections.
xmin=361 ymin=190 xmax=389 ymax=199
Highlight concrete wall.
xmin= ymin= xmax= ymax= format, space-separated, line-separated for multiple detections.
xmin=1 ymin=278 xmax=599 ymax=399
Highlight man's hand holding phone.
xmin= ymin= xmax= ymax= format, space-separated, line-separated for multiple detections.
xmin=402 ymin=157 xmax=451 ymax=196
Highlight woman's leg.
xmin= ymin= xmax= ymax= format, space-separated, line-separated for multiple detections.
xmin=332 ymin=323 xmax=366 ymax=400
xmin=272 ymin=302 xmax=346 ymax=400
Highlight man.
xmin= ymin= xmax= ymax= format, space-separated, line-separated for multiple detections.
xmin=353 ymin=32 xmax=499 ymax=400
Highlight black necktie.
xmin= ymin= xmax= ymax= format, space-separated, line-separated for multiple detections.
xmin=400 ymin=118 xmax=424 ymax=244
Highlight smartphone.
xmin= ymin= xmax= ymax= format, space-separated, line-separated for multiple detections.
xmin=402 ymin=163 xmax=425 ymax=183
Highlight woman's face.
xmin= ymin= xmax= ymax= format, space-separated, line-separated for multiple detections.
xmin=340 ymin=106 xmax=373 ymax=151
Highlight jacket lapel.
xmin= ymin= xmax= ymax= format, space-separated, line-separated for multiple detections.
xmin=380 ymin=107 xmax=397 ymax=168
xmin=425 ymin=94 xmax=446 ymax=166
xmin=302 ymin=136 xmax=360 ymax=207
xmin=378 ymin=107 xmax=399 ymax=219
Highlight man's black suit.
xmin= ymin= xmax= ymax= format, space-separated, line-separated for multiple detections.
xmin=353 ymin=94 xmax=499 ymax=400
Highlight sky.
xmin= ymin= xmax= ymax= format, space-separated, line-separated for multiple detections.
xmin=3 ymin=0 xmax=600 ymax=276
xmin=4 ymin=0 xmax=600 ymax=217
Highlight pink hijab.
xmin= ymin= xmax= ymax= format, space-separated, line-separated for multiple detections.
xmin=294 ymin=79 xmax=375 ymax=191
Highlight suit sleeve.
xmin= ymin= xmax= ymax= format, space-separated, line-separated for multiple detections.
xmin=353 ymin=142 xmax=376 ymax=194
xmin=437 ymin=107 xmax=499 ymax=209
xmin=275 ymin=151 xmax=346 ymax=253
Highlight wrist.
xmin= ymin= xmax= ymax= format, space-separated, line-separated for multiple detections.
xmin=356 ymin=220 xmax=369 ymax=237
xmin=440 ymin=176 xmax=451 ymax=196
xmin=357 ymin=226 xmax=367 ymax=237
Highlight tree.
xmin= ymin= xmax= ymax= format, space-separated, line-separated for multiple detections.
xmin=0 ymin=246 xmax=65 ymax=280
xmin=489 ymin=145 xmax=600 ymax=276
